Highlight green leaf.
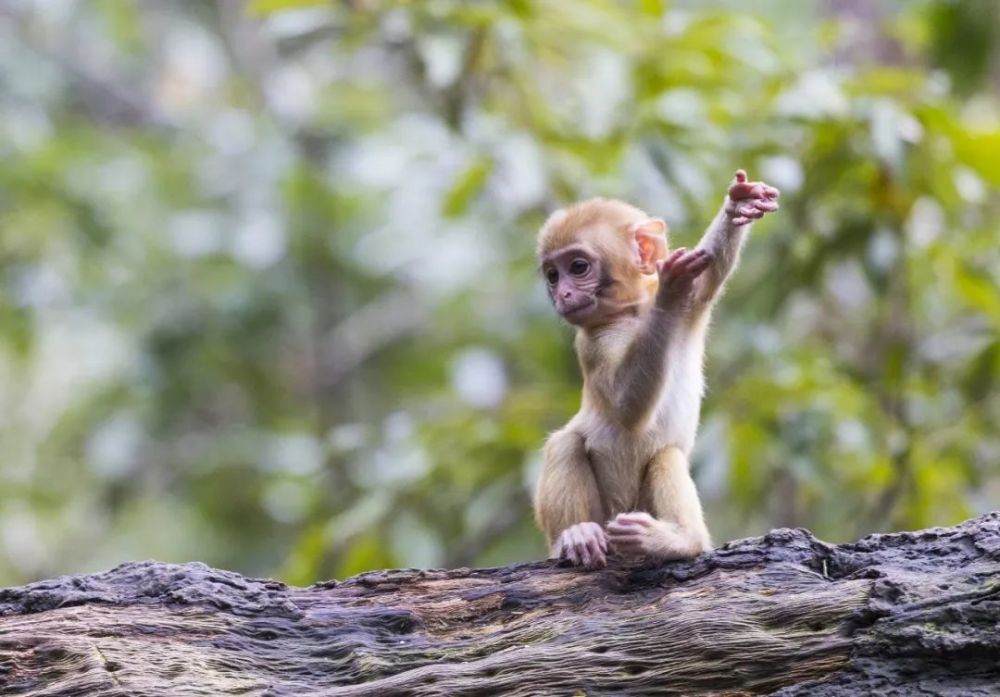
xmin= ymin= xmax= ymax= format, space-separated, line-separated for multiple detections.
xmin=951 ymin=130 xmax=1000 ymax=186
xmin=441 ymin=157 xmax=493 ymax=218
xmin=639 ymin=0 xmax=665 ymax=17
xmin=247 ymin=0 xmax=328 ymax=16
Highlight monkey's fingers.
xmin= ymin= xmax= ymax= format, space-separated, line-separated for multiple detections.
xmin=728 ymin=181 xmax=760 ymax=200
xmin=558 ymin=529 xmax=579 ymax=565
xmin=731 ymin=216 xmax=752 ymax=226
xmin=683 ymin=253 xmax=713 ymax=277
xmin=669 ymin=249 xmax=709 ymax=276
xmin=607 ymin=534 xmax=646 ymax=555
xmin=733 ymin=169 xmax=748 ymax=184
xmin=688 ymin=263 xmax=711 ymax=281
xmin=678 ymin=249 xmax=710 ymax=262
xmin=667 ymin=253 xmax=711 ymax=283
xmin=564 ymin=539 xmax=584 ymax=566
xmin=606 ymin=525 xmax=638 ymax=539
xmin=729 ymin=180 xmax=779 ymax=201
xmin=569 ymin=529 xmax=593 ymax=567
xmin=571 ymin=533 xmax=589 ymax=566
xmin=607 ymin=532 xmax=640 ymax=551
xmin=736 ymin=205 xmax=765 ymax=221
xmin=657 ymin=248 xmax=687 ymax=279
xmin=607 ymin=522 xmax=629 ymax=536
xmin=663 ymin=247 xmax=687 ymax=267
xmin=607 ymin=520 xmax=652 ymax=536
xmin=584 ymin=537 xmax=607 ymax=568
xmin=613 ymin=511 xmax=656 ymax=527
xmin=753 ymin=199 xmax=779 ymax=212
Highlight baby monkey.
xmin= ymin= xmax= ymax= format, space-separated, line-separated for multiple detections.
xmin=534 ymin=171 xmax=779 ymax=568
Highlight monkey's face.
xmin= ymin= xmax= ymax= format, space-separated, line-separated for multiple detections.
xmin=540 ymin=244 xmax=605 ymax=326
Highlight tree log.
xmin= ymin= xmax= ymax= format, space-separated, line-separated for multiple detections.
xmin=2 ymin=513 xmax=999 ymax=696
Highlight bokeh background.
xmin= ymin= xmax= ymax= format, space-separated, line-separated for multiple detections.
xmin=1 ymin=0 xmax=998 ymax=587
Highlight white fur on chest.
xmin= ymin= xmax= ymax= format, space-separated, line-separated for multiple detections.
xmin=573 ymin=326 xmax=707 ymax=512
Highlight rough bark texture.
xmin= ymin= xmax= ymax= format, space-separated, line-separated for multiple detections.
xmin=2 ymin=514 xmax=999 ymax=696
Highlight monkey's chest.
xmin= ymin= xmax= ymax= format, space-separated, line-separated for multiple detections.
xmin=577 ymin=333 xmax=706 ymax=512
xmin=586 ymin=357 xmax=704 ymax=480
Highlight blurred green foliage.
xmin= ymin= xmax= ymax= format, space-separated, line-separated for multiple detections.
xmin=0 ymin=0 xmax=998 ymax=586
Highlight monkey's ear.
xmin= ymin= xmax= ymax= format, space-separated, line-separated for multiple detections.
xmin=632 ymin=219 xmax=668 ymax=274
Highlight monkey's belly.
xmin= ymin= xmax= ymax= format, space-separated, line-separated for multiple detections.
xmin=582 ymin=406 xmax=699 ymax=464
xmin=575 ymin=394 xmax=702 ymax=514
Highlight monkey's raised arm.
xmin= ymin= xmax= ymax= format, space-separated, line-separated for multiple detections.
xmin=594 ymin=311 xmax=676 ymax=430
xmin=694 ymin=171 xmax=779 ymax=306
xmin=693 ymin=210 xmax=747 ymax=306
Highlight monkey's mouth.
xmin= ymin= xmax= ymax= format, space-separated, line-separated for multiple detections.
xmin=561 ymin=299 xmax=596 ymax=318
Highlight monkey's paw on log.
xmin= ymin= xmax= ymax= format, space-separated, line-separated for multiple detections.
xmin=3 ymin=515 xmax=1000 ymax=696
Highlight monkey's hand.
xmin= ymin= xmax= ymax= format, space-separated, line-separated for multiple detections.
xmin=552 ymin=522 xmax=608 ymax=569
xmin=607 ymin=512 xmax=703 ymax=561
xmin=654 ymin=247 xmax=713 ymax=312
xmin=725 ymin=170 xmax=780 ymax=226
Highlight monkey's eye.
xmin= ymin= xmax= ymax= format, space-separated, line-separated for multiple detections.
xmin=545 ymin=268 xmax=559 ymax=285
xmin=569 ymin=259 xmax=590 ymax=276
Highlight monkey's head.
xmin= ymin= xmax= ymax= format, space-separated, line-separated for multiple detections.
xmin=537 ymin=198 xmax=668 ymax=327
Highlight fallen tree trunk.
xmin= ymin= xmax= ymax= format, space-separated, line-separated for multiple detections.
xmin=1 ymin=514 xmax=999 ymax=696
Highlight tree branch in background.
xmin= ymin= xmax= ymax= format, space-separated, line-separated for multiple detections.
xmin=321 ymin=288 xmax=430 ymax=388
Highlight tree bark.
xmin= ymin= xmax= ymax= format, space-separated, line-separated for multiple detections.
xmin=2 ymin=513 xmax=999 ymax=696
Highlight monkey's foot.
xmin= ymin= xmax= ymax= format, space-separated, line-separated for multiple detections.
xmin=552 ymin=522 xmax=608 ymax=569
xmin=606 ymin=512 xmax=706 ymax=561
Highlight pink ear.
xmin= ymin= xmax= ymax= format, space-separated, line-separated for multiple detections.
xmin=632 ymin=219 xmax=668 ymax=274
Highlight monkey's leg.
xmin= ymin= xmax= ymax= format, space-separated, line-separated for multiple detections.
xmin=534 ymin=428 xmax=608 ymax=568
xmin=606 ymin=446 xmax=711 ymax=561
